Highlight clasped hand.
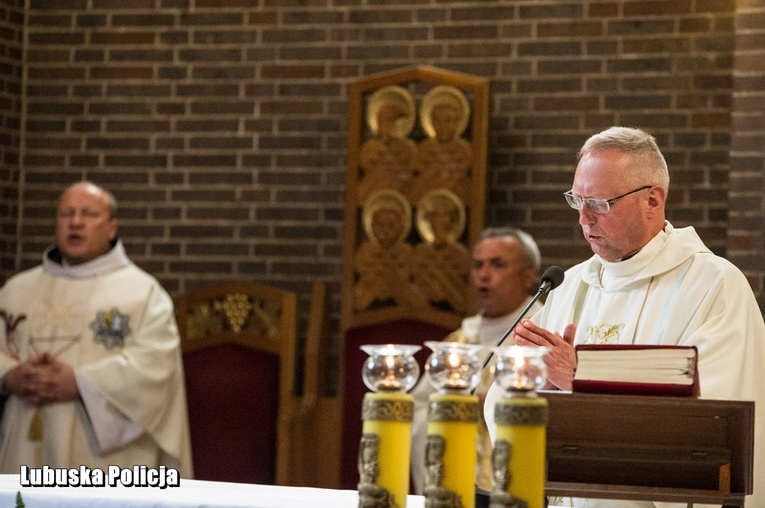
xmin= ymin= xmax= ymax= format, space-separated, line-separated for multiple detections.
xmin=512 ymin=320 xmax=578 ymax=391
xmin=3 ymin=353 xmax=79 ymax=405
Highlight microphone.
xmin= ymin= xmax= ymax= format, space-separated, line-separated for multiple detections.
xmin=471 ymin=265 xmax=565 ymax=394
xmin=538 ymin=264 xmax=565 ymax=294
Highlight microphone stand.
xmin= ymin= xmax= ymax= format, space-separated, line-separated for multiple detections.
xmin=470 ymin=283 xmax=552 ymax=396
xmin=472 ymin=266 xmax=563 ymax=507
xmin=471 ymin=284 xmax=552 ymax=508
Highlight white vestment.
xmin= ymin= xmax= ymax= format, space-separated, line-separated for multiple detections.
xmin=410 ymin=296 xmax=543 ymax=494
xmin=485 ymin=223 xmax=765 ymax=508
xmin=0 ymin=241 xmax=193 ymax=477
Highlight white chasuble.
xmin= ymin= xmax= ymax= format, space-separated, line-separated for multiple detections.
xmin=0 ymin=241 xmax=192 ymax=477
xmin=485 ymin=223 xmax=765 ymax=508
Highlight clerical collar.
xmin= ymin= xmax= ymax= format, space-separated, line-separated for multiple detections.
xmin=478 ymin=296 xmax=536 ymax=344
xmin=598 ymin=224 xmax=671 ymax=283
xmin=42 ymin=239 xmax=131 ymax=279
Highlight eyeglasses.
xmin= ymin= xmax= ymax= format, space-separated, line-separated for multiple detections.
xmin=564 ymin=185 xmax=652 ymax=214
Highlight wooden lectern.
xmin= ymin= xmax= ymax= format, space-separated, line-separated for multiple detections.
xmin=542 ymin=391 xmax=754 ymax=507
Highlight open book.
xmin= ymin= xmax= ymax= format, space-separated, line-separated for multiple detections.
xmin=572 ymin=344 xmax=699 ymax=397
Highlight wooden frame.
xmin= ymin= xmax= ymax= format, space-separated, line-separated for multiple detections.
xmin=334 ymin=65 xmax=490 ymax=490
xmin=542 ymin=391 xmax=755 ymax=506
xmin=341 ymin=65 xmax=490 ymax=333
xmin=288 ymin=281 xmax=339 ymax=487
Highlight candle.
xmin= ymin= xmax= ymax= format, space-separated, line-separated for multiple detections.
xmin=422 ymin=341 xmax=484 ymax=508
xmin=359 ymin=391 xmax=414 ymax=508
xmin=425 ymin=392 xmax=479 ymax=508
xmin=493 ymin=396 xmax=548 ymax=508
xmin=358 ymin=344 xmax=421 ymax=508
xmin=490 ymin=345 xmax=550 ymax=508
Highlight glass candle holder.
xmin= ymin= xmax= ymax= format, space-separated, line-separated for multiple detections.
xmin=360 ymin=343 xmax=421 ymax=393
xmin=358 ymin=344 xmax=421 ymax=508
xmin=424 ymin=341 xmax=484 ymax=394
xmin=493 ymin=345 xmax=550 ymax=396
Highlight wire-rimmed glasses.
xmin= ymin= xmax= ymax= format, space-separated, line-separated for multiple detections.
xmin=564 ymin=185 xmax=651 ymax=214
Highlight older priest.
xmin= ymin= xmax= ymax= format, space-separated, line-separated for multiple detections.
xmin=0 ymin=182 xmax=192 ymax=477
xmin=486 ymin=127 xmax=765 ymax=508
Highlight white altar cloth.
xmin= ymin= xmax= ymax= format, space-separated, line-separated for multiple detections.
xmin=0 ymin=474 xmax=426 ymax=507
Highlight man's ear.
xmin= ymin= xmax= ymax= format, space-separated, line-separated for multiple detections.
xmin=645 ymin=186 xmax=666 ymax=218
xmin=108 ymin=218 xmax=118 ymax=241
xmin=523 ymin=267 xmax=539 ymax=294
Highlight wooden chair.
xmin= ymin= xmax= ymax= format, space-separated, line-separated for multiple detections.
xmin=286 ymin=280 xmax=337 ymax=487
xmin=175 ymin=280 xmax=298 ymax=485
xmin=333 ymin=65 xmax=491 ymax=490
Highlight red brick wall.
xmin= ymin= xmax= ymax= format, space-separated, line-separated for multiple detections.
xmin=728 ymin=0 xmax=765 ymax=298
xmin=0 ymin=0 xmax=22 ymax=284
xmin=4 ymin=1 xmax=765 ymax=384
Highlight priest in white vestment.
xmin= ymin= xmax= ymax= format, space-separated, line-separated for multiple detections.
xmin=485 ymin=127 xmax=765 ymax=508
xmin=410 ymin=227 xmax=543 ymax=494
xmin=0 ymin=182 xmax=192 ymax=477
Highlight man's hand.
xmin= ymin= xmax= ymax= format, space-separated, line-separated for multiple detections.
xmin=32 ymin=353 xmax=80 ymax=405
xmin=513 ymin=320 xmax=577 ymax=390
xmin=2 ymin=361 xmax=43 ymax=405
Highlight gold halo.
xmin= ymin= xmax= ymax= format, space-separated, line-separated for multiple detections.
xmin=419 ymin=85 xmax=471 ymax=139
xmin=415 ymin=189 xmax=466 ymax=244
xmin=362 ymin=189 xmax=412 ymax=245
xmin=365 ymin=85 xmax=416 ymax=138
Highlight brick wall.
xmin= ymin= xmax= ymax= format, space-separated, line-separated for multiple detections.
xmin=728 ymin=0 xmax=765 ymax=299
xmin=4 ymin=0 xmax=765 ymax=388
xmin=0 ymin=0 xmax=22 ymax=284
